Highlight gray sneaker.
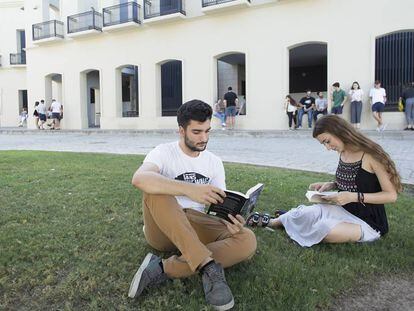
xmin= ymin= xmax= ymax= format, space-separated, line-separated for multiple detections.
xmin=201 ymin=262 xmax=234 ymax=310
xmin=128 ymin=253 xmax=168 ymax=298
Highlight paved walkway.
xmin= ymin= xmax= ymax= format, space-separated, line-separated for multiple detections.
xmin=1 ymin=128 xmax=413 ymax=184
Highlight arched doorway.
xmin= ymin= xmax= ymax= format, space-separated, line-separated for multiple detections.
xmin=216 ymin=52 xmax=246 ymax=115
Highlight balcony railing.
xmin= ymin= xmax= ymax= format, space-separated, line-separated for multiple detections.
xmin=67 ymin=10 xmax=103 ymax=34
xmin=202 ymin=0 xmax=250 ymax=7
xmin=32 ymin=20 xmax=64 ymax=41
xmin=103 ymin=2 xmax=141 ymax=27
xmin=10 ymin=53 xmax=26 ymax=65
xmin=144 ymin=0 xmax=185 ymax=19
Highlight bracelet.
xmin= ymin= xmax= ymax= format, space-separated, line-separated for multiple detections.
xmin=357 ymin=192 xmax=366 ymax=207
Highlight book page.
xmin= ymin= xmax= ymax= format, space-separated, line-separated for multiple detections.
xmin=305 ymin=191 xmax=338 ymax=203
xmin=224 ymin=189 xmax=246 ymax=198
xmin=246 ymin=183 xmax=264 ymax=197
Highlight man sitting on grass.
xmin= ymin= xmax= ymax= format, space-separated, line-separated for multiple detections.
xmin=129 ymin=100 xmax=257 ymax=310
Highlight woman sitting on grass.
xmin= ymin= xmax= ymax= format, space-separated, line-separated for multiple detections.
xmin=248 ymin=115 xmax=402 ymax=247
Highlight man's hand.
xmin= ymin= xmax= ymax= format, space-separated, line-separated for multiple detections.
xmin=321 ymin=192 xmax=357 ymax=205
xmin=309 ymin=181 xmax=336 ymax=192
xmin=221 ymin=214 xmax=246 ymax=235
xmin=185 ymin=184 xmax=226 ymax=205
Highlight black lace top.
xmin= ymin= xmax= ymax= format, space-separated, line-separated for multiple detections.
xmin=336 ymin=156 xmax=388 ymax=235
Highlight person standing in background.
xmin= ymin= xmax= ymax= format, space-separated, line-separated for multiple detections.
xmin=400 ymin=81 xmax=414 ymax=130
xmin=285 ymin=95 xmax=298 ymax=130
xmin=331 ymin=82 xmax=347 ymax=115
xmin=223 ymin=87 xmax=238 ymax=130
xmin=33 ymin=101 xmax=40 ymax=129
xmin=369 ymin=80 xmax=387 ymax=132
xmin=349 ymin=82 xmax=364 ymax=129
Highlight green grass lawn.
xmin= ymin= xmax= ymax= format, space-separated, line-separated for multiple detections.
xmin=1 ymin=151 xmax=413 ymax=310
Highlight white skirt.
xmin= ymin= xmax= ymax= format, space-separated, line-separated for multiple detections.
xmin=278 ymin=204 xmax=381 ymax=247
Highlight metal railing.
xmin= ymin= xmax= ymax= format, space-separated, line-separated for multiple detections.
xmin=32 ymin=20 xmax=64 ymax=41
xmin=202 ymin=0 xmax=250 ymax=7
xmin=144 ymin=0 xmax=185 ymax=19
xmin=10 ymin=53 xmax=26 ymax=65
xmin=103 ymin=2 xmax=141 ymax=27
xmin=67 ymin=9 xmax=103 ymax=34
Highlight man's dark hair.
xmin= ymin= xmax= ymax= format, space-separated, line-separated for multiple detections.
xmin=41 ymin=99 xmax=45 ymax=103
xmin=332 ymin=82 xmax=340 ymax=88
xmin=177 ymin=100 xmax=212 ymax=129
xmin=375 ymin=80 xmax=381 ymax=85
xmin=228 ymin=86 xmax=232 ymax=91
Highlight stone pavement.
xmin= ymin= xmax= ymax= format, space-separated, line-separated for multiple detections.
xmin=0 ymin=128 xmax=413 ymax=184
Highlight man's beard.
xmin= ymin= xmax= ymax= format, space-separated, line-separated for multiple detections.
xmin=184 ymin=135 xmax=208 ymax=152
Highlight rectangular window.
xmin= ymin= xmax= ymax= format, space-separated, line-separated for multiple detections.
xmin=375 ymin=32 xmax=414 ymax=111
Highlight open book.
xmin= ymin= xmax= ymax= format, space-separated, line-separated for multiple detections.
xmin=306 ymin=191 xmax=338 ymax=204
xmin=207 ymin=183 xmax=264 ymax=222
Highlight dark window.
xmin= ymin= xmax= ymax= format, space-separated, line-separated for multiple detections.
xmin=375 ymin=31 xmax=414 ymax=111
xmin=289 ymin=44 xmax=327 ymax=93
xmin=90 ymin=88 xmax=95 ymax=104
xmin=161 ymin=60 xmax=182 ymax=116
xmin=121 ymin=65 xmax=139 ymax=117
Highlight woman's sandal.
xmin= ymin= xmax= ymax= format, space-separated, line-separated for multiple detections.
xmin=246 ymin=212 xmax=274 ymax=227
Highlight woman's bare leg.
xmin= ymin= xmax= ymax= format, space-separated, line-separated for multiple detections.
xmin=323 ymin=223 xmax=361 ymax=243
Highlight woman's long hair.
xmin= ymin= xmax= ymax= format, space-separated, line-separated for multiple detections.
xmin=286 ymin=95 xmax=297 ymax=106
xmin=313 ymin=115 xmax=402 ymax=192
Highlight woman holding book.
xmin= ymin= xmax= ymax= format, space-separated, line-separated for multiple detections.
xmin=248 ymin=115 xmax=401 ymax=247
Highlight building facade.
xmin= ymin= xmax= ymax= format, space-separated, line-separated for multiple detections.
xmin=0 ymin=0 xmax=413 ymax=130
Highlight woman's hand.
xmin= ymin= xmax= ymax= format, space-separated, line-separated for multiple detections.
xmin=321 ymin=192 xmax=357 ymax=205
xmin=309 ymin=182 xmax=336 ymax=192
xmin=221 ymin=214 xmax=246 ymax=235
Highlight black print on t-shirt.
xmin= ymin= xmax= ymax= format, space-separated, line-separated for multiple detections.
xmin=175 ymin=172 xmax=210 ymax=185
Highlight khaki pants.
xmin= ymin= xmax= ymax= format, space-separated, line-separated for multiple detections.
xmin=142 ymin=193 xmax=257 ymax=278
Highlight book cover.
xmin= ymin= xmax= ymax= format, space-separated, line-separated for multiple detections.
xmin=206 ymin=183 xmax=264 ymax=222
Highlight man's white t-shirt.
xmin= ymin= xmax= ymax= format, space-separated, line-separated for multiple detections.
xmin=369 ymin=88 xmax=386 ymax=105
xmin=37 ymin=103 xmax=46 ymax=114
xmin=51 ymin=101 xmax=62 ymax=113
xmin=143 ymin=141 xmax=226 ymax=213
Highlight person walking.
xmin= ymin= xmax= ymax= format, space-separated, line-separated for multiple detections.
xmin=349 ymin=82 xmax=364 ymax=129
xmin=37 ymin=100 xmax=47 ymax=130
xmin=400 ymin=81 xmax=414 ymax=130
xmin=50 ymin=99 xmax=63 ymax=130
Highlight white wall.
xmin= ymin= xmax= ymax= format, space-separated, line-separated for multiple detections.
xmin=1 ymin=0 xmax=413 ymax=129
xmin=0 ymin=1 xmax=27 ymax=126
